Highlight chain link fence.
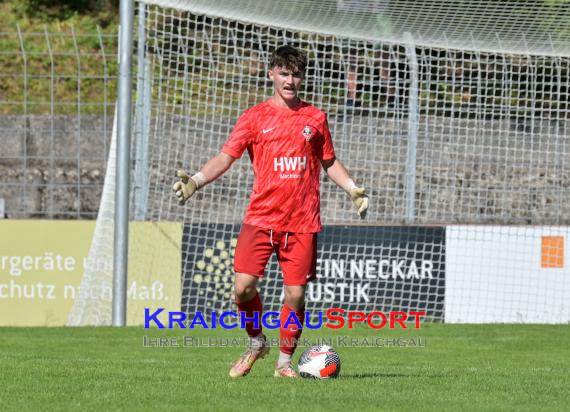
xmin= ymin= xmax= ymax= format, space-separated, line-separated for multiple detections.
xmin=1 ymin=22 xmax=568 ymax=223
xmin=0 ymin=26 xmax=117 ymax=218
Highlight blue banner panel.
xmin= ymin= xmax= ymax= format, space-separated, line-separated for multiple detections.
xmin=182 ymin=225 xmax=445 ymax=321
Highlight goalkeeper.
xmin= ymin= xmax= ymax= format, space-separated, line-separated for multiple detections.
xmin=173 ymin=45 xmax=368 ymax=378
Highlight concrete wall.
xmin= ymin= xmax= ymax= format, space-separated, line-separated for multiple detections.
xmin=0 ymin=114 xmax=568 ymax=224
xmin=0 ymin=115 xmax=112 ymax=218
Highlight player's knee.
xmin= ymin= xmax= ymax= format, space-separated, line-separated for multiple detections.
xmin=234 ymin=285 xmax=254 ymax=301
xmin=234 ymin=280 xmax=258 ymax=302
xmin=284 ymin=287 xmax=305 ymax=309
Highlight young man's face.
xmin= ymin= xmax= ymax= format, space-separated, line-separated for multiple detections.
xmin=268 ymin=66 xmax=304 ymax=104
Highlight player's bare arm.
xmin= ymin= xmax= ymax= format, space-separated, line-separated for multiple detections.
xmin=321 ymin=157 xmax=368 ymax=218
xmin=173 ymin=152 xmax=236 ymax=205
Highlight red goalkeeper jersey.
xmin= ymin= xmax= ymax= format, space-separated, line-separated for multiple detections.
xmin=222 ymin=99 xmax=336 ymax=233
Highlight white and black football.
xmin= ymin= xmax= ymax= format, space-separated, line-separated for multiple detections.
xmin=297 ymin=345 xmax=341 ymax=379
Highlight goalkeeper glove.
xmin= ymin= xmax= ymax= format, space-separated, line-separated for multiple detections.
xmin=172 ymin=169 xmax=198 ymax=205
xmin=350 ymin=187 xmax=368 ymax=219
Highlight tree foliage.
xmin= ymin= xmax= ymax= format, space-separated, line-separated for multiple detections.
xmin=13 ymin=0 xmax=119 ymax=26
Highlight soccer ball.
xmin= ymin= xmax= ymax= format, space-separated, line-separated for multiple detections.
xmin=297 ymin=345 xmax=341 ymax=379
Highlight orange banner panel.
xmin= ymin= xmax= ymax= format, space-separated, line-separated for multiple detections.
xmin=541 ymin=236 xmax=564 ymax=268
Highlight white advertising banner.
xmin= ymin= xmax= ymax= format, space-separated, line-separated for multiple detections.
xmin=445 ymin=226 xmax=569 ymax=323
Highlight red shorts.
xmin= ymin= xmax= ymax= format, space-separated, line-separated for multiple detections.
xmin=234 ymin=223 xmax=318 ymax=286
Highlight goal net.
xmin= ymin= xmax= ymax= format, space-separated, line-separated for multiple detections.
xmin=69 ymin=0 xmax=570 ymax=325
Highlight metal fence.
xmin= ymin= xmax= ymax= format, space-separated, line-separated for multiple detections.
xmin=1 ymin=22 xmax=569 ymax=224
xmin=0 ymin=26 xmax=117 ymax=218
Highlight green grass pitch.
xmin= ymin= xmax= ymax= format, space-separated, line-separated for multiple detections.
xmin=1 ymin=324 xmax=569 ymax=411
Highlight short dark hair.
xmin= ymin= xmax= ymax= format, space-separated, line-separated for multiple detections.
xmin=270 ymin=45 xmax=308 ymax=72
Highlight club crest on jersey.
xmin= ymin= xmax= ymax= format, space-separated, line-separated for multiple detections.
xmin=302 ymin=126 xmax=313 ymax=142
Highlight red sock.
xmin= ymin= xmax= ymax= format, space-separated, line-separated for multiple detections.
xmin=236 ymin=292 xmax=263 ymax=338
xmin=279 ymin=303 xmax=305 ymax=355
